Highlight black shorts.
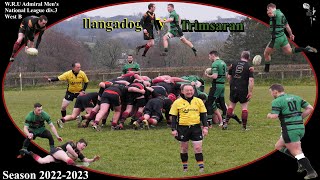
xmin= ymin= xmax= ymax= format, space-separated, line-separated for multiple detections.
xmin=74 ymin=95 xmax=95 ymax=111
xmin=134 ymin=98 xmax=146 ymax=108
xmin=101 ymin=92 xmax=121 ymax=107
xmin=175 ymin=124 xmax=203 ymax=142
xmin=144 ymin=98 xmax=162 ymax=117
xmin=229 ymin=89 xmax=248 ymax=104
xmin=126 ymin=93 xmax=135 ymax=105
xmin=143 ymin=29 xmax=154 ymax=40
xmin=64 ymin=91 xmax=80 ymax=101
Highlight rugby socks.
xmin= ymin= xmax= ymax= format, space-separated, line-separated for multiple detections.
xmin=88 ymin=111 xmax=97 ymax=120
xmin=195 ymin=153 xmax=204 ymax=169
xmin=225 ymin=108 xmax=234 ymax=124
xmin=147 ymin=118 xmax=157 ymax=125
xmin=180 ymin=153 xmax=188 ymax=171
xmin=191 ymin=47 xmax=197 ymax=56
xmin=264 ymin=62 xmax=270 ymax=72
xmin=120 ymin=111 xmax=130 ymax=123
xmin=293 ymin=46 xmax=317 ymax=53
xmin=164 ymin=48 xmax=168 ymax=52
xmin=231 ymin=114 xmax=242 ymax=124
xmin=60 ymin=118 xmax=66 ymax=123
xmin=30 ymin=152 xmax=40 ymax=161
xmin=142 ymin=45 xmax=150 ymax=56
xmin=61 ymin=110 xmax=66 ymax=117
xmin=241 ymin=110 xmax=248 ymax=129
xmin=134 ymin=111 xmax=143 ymax=119
xmin=67 ymin=159 xmax=75 ymax=165
xmin=296 ymin=154 xmax=315 ymax=173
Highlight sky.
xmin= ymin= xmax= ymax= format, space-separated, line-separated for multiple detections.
xmin=81 ymin=2 xmax=245 ymax=21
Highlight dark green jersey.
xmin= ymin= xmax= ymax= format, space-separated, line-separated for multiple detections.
xmin=271 ymin=94 xmax=309 ymax=131
xmin=211 ymin=59 xmax=227 ymax=84
xmin=24 ymin=111 xmax=51 ymax=134
xmin=269 ymin=9 xmax=288 ymax=38
xmin=169 ymin=10 xmax=180 ymax=30
xmin=122 ymin=63 xmax=140 ymax=74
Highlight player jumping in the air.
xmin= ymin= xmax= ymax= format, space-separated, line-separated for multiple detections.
xmin=136 ymin=3 xmax=160 ymax=57
xmin=10 ymin=15 xmax=48 ymax=62
xmin=264 ymin=3 xmax=317 ymax=72
xmin=160 ymin=4 xmax=197 ymax=56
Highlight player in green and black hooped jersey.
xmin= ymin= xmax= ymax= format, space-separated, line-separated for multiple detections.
xmin=159 ymin=4 xmax=197 ymax=56
xmin=10 ymin=15 xmax=48 ymax=62
xmin=263 ymin=3 xmax=317 ymax=72
xmin=122 ymin=55 xmax=141 ymax=75
xmin=204 ymin=50 xmax=227 ymax=127
xmin=267 ymin=84 xmax=318 ymax=180
xmin=136 ymin=3 xmax=160 ymax=57
xmin=17 ymin=103 xmax=62 ymax=158
xmin=224 ymin=51 xmax=254 ymax=130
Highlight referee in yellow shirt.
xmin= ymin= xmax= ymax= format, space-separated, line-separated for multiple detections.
xmin=45 ymin=62 xmax=89 ymax=122
xmin=169 ymin=84 xmax=208 ymax=173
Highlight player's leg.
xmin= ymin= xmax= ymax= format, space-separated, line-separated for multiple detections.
xmin=38 ymin=129 xmax=55 ymax=151
xmin=28 ymin=153 xmax=56 ymax=164
xmin=142 ymin=38 xmax=155 ymax=57
xmin=60 ymin=108 xmax=82 ymax=125
xmin=52 ymin=150 xmax=76 ymax=165
xmin=92 ymin=102 xmax=110 ymax=130
xmin=111 ymin=105 xmax=122 ymax=130
xmin=180 ymin=36 xmax=197 ymax=56
xmin=119 ymin=104 xmax=133 ymax=125
xmin=61 ymin=98 xmax=71 ymax=117
xmin=217 ymin=96 xmax=227 ymax=121
xmin=191 ymin=125 xmax=205 ymax=172
xmin=17 ymin=130 xmax=35 ymax=158
xmin=180 ymin=141 xmax=189 ymax=172
xmin=205 ymin=87 xmax=216 ymax=125
xmin=239 ymin=102 xmax=249 ymax=130
xmin=83 ymin=104 xmax=100 ymax=127
xmin=10 ymin=32 xmax=25 ymax=61
xmin=192 ymin=140 xmax=204 ymax=172
xmin=263 ymin=44 xmax=275 ymax=73
xmin=160 ymin=32 xmax=173 ymax=56
xmin=284 ymin=44 xmax=318 ymax=54
xmin=223 ymin=102 xmax=236 ymax=130
xmin=284 ymin=131 xmax=318 ymax=178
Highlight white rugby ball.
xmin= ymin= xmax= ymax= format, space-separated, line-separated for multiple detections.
xmin=26 ymin=48 xmax=38 ymax=56
xmin=205 ymin=68 xmax=212 ymax=75
xmin=252 ymin=55 xmax=262 ymax=65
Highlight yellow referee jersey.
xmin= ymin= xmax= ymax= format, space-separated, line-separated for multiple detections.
xmin=58 ymin=70 xmax=89 ymax=93
xmin=169 ymin=97 xmax=207 ymax=126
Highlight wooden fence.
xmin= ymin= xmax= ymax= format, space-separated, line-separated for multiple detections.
xmin=4 ymin=64 xmax=315 ymax=88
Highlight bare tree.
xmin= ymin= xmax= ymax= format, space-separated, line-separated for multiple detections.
xmin=92 ymin=39 xmax=124 ymax=69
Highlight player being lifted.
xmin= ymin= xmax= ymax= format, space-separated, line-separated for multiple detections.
xmin=136 ymin=3 xmax=160 ymax=57
xmin=263 ymin=3 xmax=317 ymax=72
xmin=10 ymin=15 xmax=48 ymax=62
xmin=160 ymin=4 xmax=197 ymax=56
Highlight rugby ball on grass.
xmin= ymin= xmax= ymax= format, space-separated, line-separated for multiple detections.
xmin=26 ymin=48 xmax=38 ymax=56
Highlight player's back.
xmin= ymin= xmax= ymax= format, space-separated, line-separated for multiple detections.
xmin=229 ymin=60 xmax=253 ymax=90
